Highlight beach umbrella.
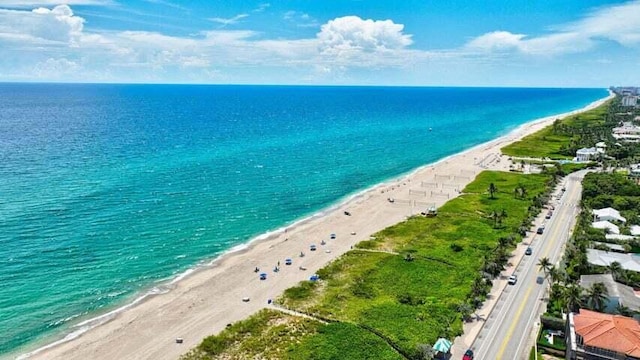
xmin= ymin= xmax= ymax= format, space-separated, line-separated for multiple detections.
xmin=432 ymin=338 xmax=452 ymax=353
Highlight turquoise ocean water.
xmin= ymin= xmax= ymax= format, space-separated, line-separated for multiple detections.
xmin=0 ymin=85 xmax=606 ymax=356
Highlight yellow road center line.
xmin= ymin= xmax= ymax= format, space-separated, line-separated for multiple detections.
xmin=496 ymin=285 xmax=534 ymax=359
xmin=495 ymin=185 xmax=575 ymax=359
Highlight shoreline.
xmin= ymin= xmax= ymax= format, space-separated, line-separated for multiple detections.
xmin=19 ymin=92 xmax=613 ymax=360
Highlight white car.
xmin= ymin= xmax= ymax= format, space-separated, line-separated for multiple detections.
xmin=508 ymin=275 xmax=518 ymax=285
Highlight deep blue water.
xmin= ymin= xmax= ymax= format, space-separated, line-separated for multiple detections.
xmin=0 ymin=84 xmax=606 ymax=356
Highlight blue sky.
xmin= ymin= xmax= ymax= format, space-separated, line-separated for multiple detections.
xmin=0 ymin=0 xmax=638 ymax=86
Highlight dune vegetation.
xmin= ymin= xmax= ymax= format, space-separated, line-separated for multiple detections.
xmin=182 ymin=170 xmax=555 ymax=359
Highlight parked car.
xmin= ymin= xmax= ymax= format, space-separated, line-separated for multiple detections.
xmin=545 ymin=211 xmax=552 ymax=219
xmin=463 ymin=349 xmax=474 ymax=360
xmin=525 ymin=247 xmax=532 ymax=255
xmin=508 ymin=275 xmax=518 ymax=285
xmin=536 ymin=226 xmax=545 ymax=234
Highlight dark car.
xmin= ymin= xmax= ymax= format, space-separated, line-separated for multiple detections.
xmin=536 ymin=227 xmax=544 ymax=235
xmin=463 ymin=349 xmax=474 ymax=360
xmin=525 ymin=247 xmax=532 ymax=255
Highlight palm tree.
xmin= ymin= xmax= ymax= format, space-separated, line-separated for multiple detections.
xmin=499 ymin=209 xmax=508 ymax=227
xmin=609 ymin=261 xmax=623 ymax=281
xmin=488 ymin=183 xmax=498 ymax=199
xmin=488 ymin=210 xmax=500 ymax=228
xmin=458 ymin=302 xmax=474 ymax=322
xmin=564 ymin=284 xmax=584 ymax=313
xmin=586 ymin=282 xmax=609 ymax=312
xmin=548 ymin=266 xmax=564 ymax=286
xmin=538 ymin=257 xmax=552 ymax=279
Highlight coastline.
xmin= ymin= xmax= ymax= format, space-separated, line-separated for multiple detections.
xmin=20 ymin=92 xmax=613 ymax=360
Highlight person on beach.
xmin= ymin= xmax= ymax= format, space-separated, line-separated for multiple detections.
xmin=254 ymin=267 xmax=259 ymax=273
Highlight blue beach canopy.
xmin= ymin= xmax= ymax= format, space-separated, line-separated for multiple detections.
xmin=432 ymin=338 xmax=452 ymax=353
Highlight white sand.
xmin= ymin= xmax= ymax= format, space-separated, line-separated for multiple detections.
xmin=24 ymin=94 xmax=613 ymax=360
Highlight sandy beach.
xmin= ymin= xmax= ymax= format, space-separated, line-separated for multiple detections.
xmin=23 ymin=94 xmax=612 ymax=360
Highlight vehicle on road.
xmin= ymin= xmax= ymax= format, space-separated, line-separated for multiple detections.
xmin=536 ymin=276 xmax=544 ymax=284
xmin=508 ymin=275 xmax=517 ymax=285
xmin=545 ymin=211 xmax=553 ymax=219
xmin=536 ymin=226 xmax=545 ymax=234
xmin=525 ymin=247 xmax=532 ymax=255
xmin=463 ymin=349 xmax=474 ymax=360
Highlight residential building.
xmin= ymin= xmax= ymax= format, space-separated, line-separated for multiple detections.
xmin=592 ymin=220 xmax=621 ymax=234
xmin=593 ymin=208 xmax=627 ymax=223
xmin=606 ymin=234 xmax=637 ymax=242
xmin=630 ymin=164 xmax=640 ymax=181
xmin=632 ymin=225 xmax=640 ymax=237
xmin=580 ymin=274 xmax=640 ymax=313
xmin=576 ymin=147 xmax=601 ymax=162
xmin=587 ymin=249 xmax=640 ymax=272
xmin=622 ymin=96 xmax=639 ymax=107
xmin=613 ymin=123 xmax=640 ymax=143
xmin=567 ymin=309 xmax=640 ymax=360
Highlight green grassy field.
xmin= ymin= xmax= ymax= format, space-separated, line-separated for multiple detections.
xmin=501 ymin=100 xmax=611 ymax=159
xmin=184 ymin=171 xmax=552 ymax=359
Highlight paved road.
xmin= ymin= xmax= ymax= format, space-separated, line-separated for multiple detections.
xmin=471 ymin=170 xmax=586 ymax=360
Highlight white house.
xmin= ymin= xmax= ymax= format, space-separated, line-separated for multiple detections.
xmin=592 ymin=220 xmax=620 ymax=234
xmin=613 ymin=122 xmax=640 ymax=142
xmin=593 ymin=207 xmax=627 ymax=223
xmin=632 ymin=225 xmax=640 ymax=237
xmin=576 ymin=147 xmax=600 ymax=162
xmin=606 ymin=234 xmax=637 ymax=241
xmin=630 ymin=164 xmax=640 ymax=179
xmin=587 ymin=249 xmax=640 ymax=272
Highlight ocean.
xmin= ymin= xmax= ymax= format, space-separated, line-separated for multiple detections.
xmin=0 ymin=84 xmax=606 ymax=356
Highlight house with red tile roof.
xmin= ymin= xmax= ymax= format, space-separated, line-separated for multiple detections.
xmin=567 ymin=309 xmax=640 ymax=359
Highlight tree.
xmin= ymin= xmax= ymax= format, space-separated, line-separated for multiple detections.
xmin=538 ymin=257 xmax=552 ymax=279
xmin=458 ymin=302 xmax=474 ymax=322
xmin=586 ymin=282 xmax=609 ymax=312
xmin=488 ymin=183 xmax=498 ymax=199
xmin=548 ymin=266 xmax=564 ymax=286
xmin=609 ymin=261 xmax=623 ymax=281
xmin=564 ymin=284 xmax=584 ymax=313
xmin=415 ymin=344 xmax=435 ymax=360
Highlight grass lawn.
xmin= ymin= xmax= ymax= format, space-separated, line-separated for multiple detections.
xmin=501 ymin=100 xmax=611 ymax=159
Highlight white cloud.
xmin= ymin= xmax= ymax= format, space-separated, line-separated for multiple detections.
xmin=253 ymin=3 xmax=270 ymax=13
xmin=318 ymin=16 xmax=412 ymax=53
xmin=32 ymin=57 xmax=79 ymax=78
xmin=0 ymin=0 xmax=112 ymax=7
xmin=466 ymin=0 xmax=640 ymax=56
xmin=209 ymin=13 xmax=249 ymax=27
xmin=0 ymin=5 xmax=84 ymax=45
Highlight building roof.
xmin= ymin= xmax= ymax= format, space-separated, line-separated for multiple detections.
xmin=587 ymin=249 xmax=640 ymax=272
xmin=577 ymin=147 xmax=599 ymax=155
xmin=632 ymin=225 xmax=640 ymax=237
xmin=592 ymin=220 xmax=621 ymax=234
xmin=606 ymin=234 xmax=637 ymax=241
xmin=580 ymin=274 xmax=640 ymax=312
xmin=573 ymin=309 xmax=640 ymax=357
xmin=593 ymin=241 xmax=625 ymax=252
xmin=593 ymin=207 xmax=627 ymax=223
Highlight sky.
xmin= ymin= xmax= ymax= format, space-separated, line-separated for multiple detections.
xmin=0 ymin=0 xmax=639 ymax=86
